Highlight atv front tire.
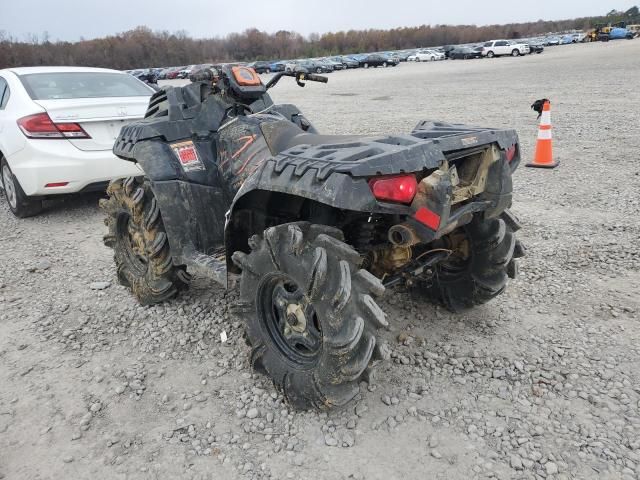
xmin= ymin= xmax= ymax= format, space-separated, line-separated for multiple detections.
xmin=101 ymin=177 xmax=190 ymax=305
xmin=233 ymin=222 xmax=388 ymax=410
xmin=420 ymin=211 xmax=524 ymax=312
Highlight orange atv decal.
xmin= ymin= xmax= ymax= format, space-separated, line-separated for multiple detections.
xmin=231 ymin=135 xmax=257 ymax=160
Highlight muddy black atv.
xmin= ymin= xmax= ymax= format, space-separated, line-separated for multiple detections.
xmin=102 ymin=65 xmax=525 ymax=409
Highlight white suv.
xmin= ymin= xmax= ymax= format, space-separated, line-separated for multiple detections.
xmin=482 ymin=40 xmax=530 ymax=58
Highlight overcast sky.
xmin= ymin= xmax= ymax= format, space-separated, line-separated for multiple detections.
xmin=0 ymin=0 xmax=634 ymax=42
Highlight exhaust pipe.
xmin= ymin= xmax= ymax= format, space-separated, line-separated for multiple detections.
xmin=388 ymin=224 xmax=420 ymax=247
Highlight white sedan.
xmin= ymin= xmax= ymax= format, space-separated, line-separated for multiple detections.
xmin=0 ymin=66 xmax=153 ymax=217
xmin=408 ymin=50 xmax=444 ymax=62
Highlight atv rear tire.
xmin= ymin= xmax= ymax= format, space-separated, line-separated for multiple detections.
xmin=101 ymin=177 xmax=190 ymax=305
xmin=233 ymin=222 xmax=387 ymax=410
xmin=420 ymin=211 xmax=524 ymax=312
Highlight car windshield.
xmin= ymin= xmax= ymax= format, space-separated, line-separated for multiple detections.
xmin=19 ymin=72 xmax=152 ymax=100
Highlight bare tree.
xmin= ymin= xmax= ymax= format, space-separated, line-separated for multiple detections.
xmin=0 ymin=7 xmax=636 ymax=70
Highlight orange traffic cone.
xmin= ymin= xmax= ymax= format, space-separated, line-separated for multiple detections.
xmin=526 ymin=100 xmax=559 ymax=168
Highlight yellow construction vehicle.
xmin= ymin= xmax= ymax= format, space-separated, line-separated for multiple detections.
xmin=585 ymin=22 xmax=632 ymax=42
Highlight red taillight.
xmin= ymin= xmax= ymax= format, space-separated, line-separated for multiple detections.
xmin=369 ymin=175 xmax=418 ymax=204
xmin=414 ymin=207 xmax=441 ymax=230
xmin=17 ymin=113 xmax=90 ymax=139
xmin=505 ymin=144 xmax=517 ymax=163
xmin=55 ymin=122 xmax=90 ymax=138
xmin=17 ymin=113 xmax=60 ymax=138
xmin=45 ymin=182 xmax=69 ymax=188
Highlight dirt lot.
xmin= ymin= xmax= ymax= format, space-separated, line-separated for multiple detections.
xmin=1 ymin=41 xmax=639 ymax=480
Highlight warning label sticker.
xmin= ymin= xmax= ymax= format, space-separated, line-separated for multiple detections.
xmin=171 ymin=141 xmax=205 ymax=172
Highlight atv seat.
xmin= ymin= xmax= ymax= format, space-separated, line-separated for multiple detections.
xmin=261 ymin=120 xmax=365 ymax=155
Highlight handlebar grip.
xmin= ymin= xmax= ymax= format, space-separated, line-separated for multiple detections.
xmin=189 ymin=69 xmax=215 ymax=83
xmin=305 ymin=73 xmax=328 ymax=83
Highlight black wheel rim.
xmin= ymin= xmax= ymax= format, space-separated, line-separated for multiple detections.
xmin=258 ymin=273 xmax=323 ymax=365
xmin=116 ymin=212 xmax=148 ymax=275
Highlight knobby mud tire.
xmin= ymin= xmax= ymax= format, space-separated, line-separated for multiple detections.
xmin=420 ymin=211 xmax=525 ymax=312
xmin=233 ymin=222 xmax=389 ymax=410
xmin=101 ymin=177 xmax=190 ymax=305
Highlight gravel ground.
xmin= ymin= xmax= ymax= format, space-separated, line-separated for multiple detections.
xmin=1 ymin=41 xmax=639 ymax=480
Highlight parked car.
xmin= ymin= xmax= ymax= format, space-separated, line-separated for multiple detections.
xmin=165 ymin=67 xmax=184 ymax=79
xmin=528 ymin=43 xmax=545 ymax=54
xmin=284 ymin=60 xmax=301 ymax=73
xmin=177 ymin=65 xmax=198 ymax=79
xmin=328 ymin=56 xmax=359 ymax=69
xmin=294 ymin=61 xmax=332 ymax=74
xmin=156 ymin=68 xmax=171 ymax=80
xmin=449 ymin=47 xmax=483 ymax=60
xmin=0 ymin=66 xmax=152 ymax=217
xmin=394 ymin=51 xmax=415 ymax=61
xmin=386 ymin=53 xmax=402 ymax=63
xmin=359 ymin=54 xmax=398 ymax=68
xmin=408 ymin=49 xmax=442 ymax=62
xmin=268 ymin=61 xmax=286 ymax=72
xmin=545 ymin=36 xmax=561 ymax=46
xmin=442 ymin=45 xmax=458 ymax=58
xmin=482 ymin=40 xmax=530 ymax=57
xmin=560 ymin=35 xmax=574 ymax=45
xmin=431 ymin=50 xmax=446 ymax=60
xmin=318 ymin=58 xmax=344 ymax=71
xmin=134 ymin=69 xmax=159 ymax=91
xmin=248 ymin=61 xmax=272 ymax=74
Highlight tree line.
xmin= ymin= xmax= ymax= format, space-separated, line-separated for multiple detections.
xmin=0 ymin=6 xmax=638 ymax=70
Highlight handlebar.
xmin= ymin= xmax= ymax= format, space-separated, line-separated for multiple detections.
xmin=265 ymin=71 xmax=329 ymax=90
xmin=189 ymin=67 xmax=328 ymax=91
xmin=304 ymin=73 xmax=329 ymax=84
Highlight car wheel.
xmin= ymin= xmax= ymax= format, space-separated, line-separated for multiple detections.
xmin=430 ymin=56 xmax=435 ymax=61
xmin=1 ymin=158 xmax=43 ymax=218
xmin=487 ymin=51 xmax=495 ymax=58
xmin=382 ymin=62 xmax=387 ymax=68
xmin=512 ymin=49 xmax=520 ymax=57
xmin=266 ymin=68 xmax=271 ymax=74
xmin=363 ymin=63 xmax=369 ymax=68
xmin=286 ymin=68 xmax=292 ymax=73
